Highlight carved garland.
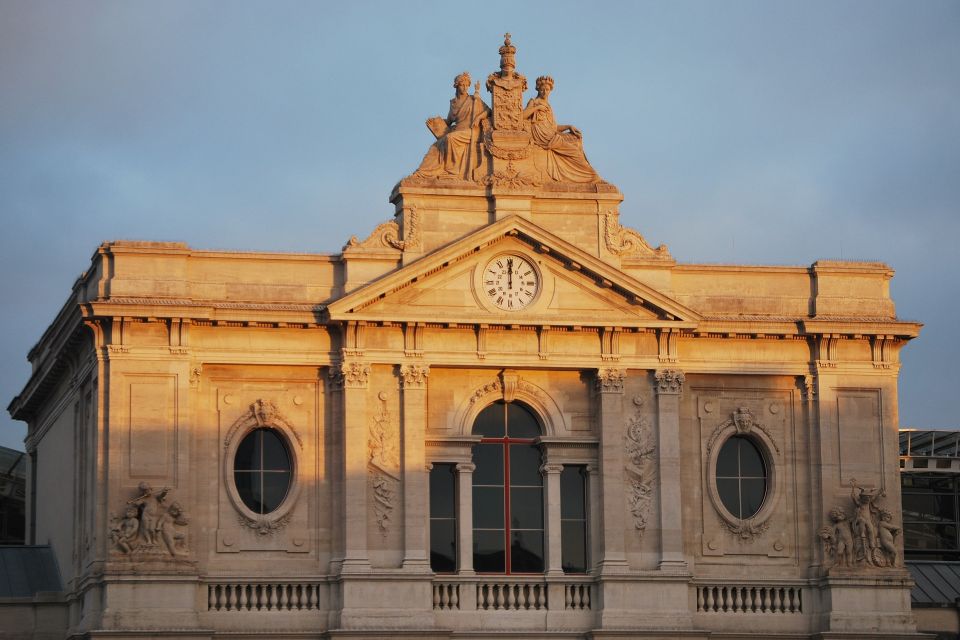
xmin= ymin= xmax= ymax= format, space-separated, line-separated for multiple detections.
xmin=624 ymin=396 xmax=655 ymax=534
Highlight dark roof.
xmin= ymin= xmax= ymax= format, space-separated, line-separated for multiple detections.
xmin=907 ymin=561 xmax=960 ymax=606
xmin=0 ymin=545 xmax=62 ymax=597
xmin=0 ymin=446 xmax=25 ymax=480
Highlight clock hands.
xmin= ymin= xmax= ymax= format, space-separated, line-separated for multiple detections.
xmin=507 ymin=258 xmax=513 ymax=290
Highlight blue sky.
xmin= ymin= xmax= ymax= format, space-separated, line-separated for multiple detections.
xmin=1 ymin=1 xmax=958 ymax=449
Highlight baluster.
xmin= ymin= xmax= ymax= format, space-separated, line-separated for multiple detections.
xmin=777 ymin=588 xmax=785 ymax=613
xmin=226 ymin=584 xmax=236 ymax=611
xmin=761 ymin=587 xmax=771 ymax=613
xmin=732 ymin=587 xmax=742 ymax=612
xmin=268 ymin=583 xmax=277 ymax=610
xmin=477 ymin=584 xmax=485 ymax=610
xmin=704 ymin=587 xmax=714 ymax=612
xmin=796 ymin=588 xmax=802 ymax=613
xmin=539 ymin=584 xmax=547 ymax=609
xmin=573 ymin=585 xmax=582 ymax=609
xmin=295 ymin=584 xmax=304 ymax=610
xmin=696 ymin=587 xmax=703 ymax=612
xmin=279 ymin=584 xmax=288 ymax=610
xmin=311 ymin=584 xmax=320 ymax=609
xmin=433 ymin=585 xmax=440 ymax=610
xmin=584 ymin=585 xmax=591 ymax=609
xmin=493 ymin=584 xmax=503 ymax=609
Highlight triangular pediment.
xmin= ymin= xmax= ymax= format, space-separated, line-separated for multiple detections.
xmin=326 ymin=216 xmax=699 ymax=329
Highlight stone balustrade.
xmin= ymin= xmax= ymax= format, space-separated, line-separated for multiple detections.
xmin=696 ymin=584 xmax=803 ymax=614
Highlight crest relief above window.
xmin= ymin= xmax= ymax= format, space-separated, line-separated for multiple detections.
xmin=223 ymin=399 xmax=304 ymax=536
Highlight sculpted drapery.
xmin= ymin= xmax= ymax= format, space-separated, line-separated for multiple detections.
xmin=415 ymin=72 xmax=490 ymax=180
xmin=524 ymin=76 xmax=599 ymax=184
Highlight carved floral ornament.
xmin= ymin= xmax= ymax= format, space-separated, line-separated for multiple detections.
xmin=595 ymin=368 xmax=626 ymax=393
xmin=329 ymin=361 xmax=370 ymax=389
xmin=399 ymin=363 xmax=430 ymax=389
xmin=369 ymin=392 xmax=399 ymax=535
xmin=654 ymin=369 xmax=685 ymax=395
xmin=704 ymin=407 xmax=782 ymax=541
xmin=223 ymin=399 xmax=303 ymax=536
xmin=624 ymin=396 xmax=656 ymax=534
xmin=819 ymin=479 xmax=901 ymax=570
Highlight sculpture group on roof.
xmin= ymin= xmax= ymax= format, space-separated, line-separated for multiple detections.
xmin=410 ymin=34 xmax=601 ymax=187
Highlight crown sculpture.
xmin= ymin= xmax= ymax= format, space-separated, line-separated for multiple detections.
xmin=406 ymin=34 xmax=609 ymax=190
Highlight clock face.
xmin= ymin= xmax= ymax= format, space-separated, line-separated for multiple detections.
xmin=482 ymin=254 xmax=540 ymax=311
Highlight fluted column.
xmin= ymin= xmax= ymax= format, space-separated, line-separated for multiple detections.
xmin=400 ymin=364 xmax=430 ymax=570
xmin=595 ymin=367 xmax=629 ymax=573
xmin=455 ymin=462 xmax=475 ymax=574
xmin=541 ymin=462 xmax=565 ymax=575
xmin=654 ymin=369 xmax=688 ymax=572
xmin=332 ymin=361 xmax=371 ymax=572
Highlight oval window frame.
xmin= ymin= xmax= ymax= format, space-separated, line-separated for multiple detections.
xmin=705 ymin=411 xmax=781 ymax=535
xmin=223 ymin=400 xmax=303 ymax=532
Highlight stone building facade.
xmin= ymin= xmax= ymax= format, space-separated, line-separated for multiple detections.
xmin=8 ymin=38 xmax=925 ymax=639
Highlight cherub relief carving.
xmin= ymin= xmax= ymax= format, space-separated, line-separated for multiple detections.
xmin=820 ymin=479 xmax=901 ymax=569
xmin=111 ymin=482 xmax=189 ymax=558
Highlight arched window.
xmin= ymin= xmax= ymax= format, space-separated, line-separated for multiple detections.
xmin=472 ymin=401 xmax=543 ymax=573
xmin=715 ymin=435 xmax=768 ymax=519
xmin=233 ymin=428 xmax=293 ymax=515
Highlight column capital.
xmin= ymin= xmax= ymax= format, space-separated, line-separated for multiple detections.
xmin=595 ymin=367 xmax=626 ymax=394
xmin=330 ymin=361 xmax=370 ymax=389
xmin=540 ymin=462 xmax=565 ymax=475
xmin=399 ymin=363 xmax=430 ymax=389
xmin=455 ymin=462 xmax=476 ymax=473
xmin=654 ymin=368 xmax=685 ymax=395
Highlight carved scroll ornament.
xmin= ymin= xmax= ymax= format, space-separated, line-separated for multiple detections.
xmin=343 ymin=207 xmax=420 ymax=252
xmin=603 ymin=212 xmax=672 ymax=260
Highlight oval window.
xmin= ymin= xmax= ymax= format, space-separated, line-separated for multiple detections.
xmin=233 ymin=428 xmax=292 ymax=514
xmin=715 ymin=436 xmax=767 ymax=519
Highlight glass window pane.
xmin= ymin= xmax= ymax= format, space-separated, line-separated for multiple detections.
xmin=430 ymin=464 xmax=457 ymax=519
xmin=472 ymin=444 xmax=504 ymax=486
xmin=509 ymin=444 xmax=542 ymax=486
xmin=473 ymin=486 xmax=504 ymax=529
xmin=473 ymin=402 xmax=506 ymax=437
xmin=740 ymin=478 xmax=766 ymax=518
xmin=506 ymin=403 xmax=540 ymax=438
xmin=510 ymin=487 xmax=543 ymax=529
xmin=561 ymin=467 xmax=586 ymax=520
xmin=261 ymin=472 xmax=291 ymax=513
xmin=234 ymin=432 xmax=260 ymax=471
xmin=510 ymin=530 xmax=544 ymax=573
xmin=561 ymin=520 xmax=587 ymax=573
xmin=716 ymin=441 xmax=739 ymax=477
xmin=738 ymin=439 xmax=766 ymax=478
xmin=716 ymin=478 xmax=741 ymax=518
xmin=430 ymin=520 xmax=457 ymax=573
xmin=902 ymin=493 xmax=956 ymax=522
xmin=261 ymin=430 xmax=290 ymax=471
xmin=474 ymin=530 xmax=505 ymax=573
xmin=904 ymin=522 xmax=959 ymax=550
xmin=234 ymin=471 xmax=261 ymax=513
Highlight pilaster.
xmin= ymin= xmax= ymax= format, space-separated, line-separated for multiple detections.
xmin=541 ymin=462 xmax=564 ymax=576
xmin=331 ymin=360 xmax=371 ymax=572
xmin=594 ymin=367 xmax=628 ymax=573
xmin=455 ymin=462 xmax=475 ymax=575
xmin=400 ymin=364 xmax=430 ymax=570
xmin=654 ymin=368 xmax=688 ymax=572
